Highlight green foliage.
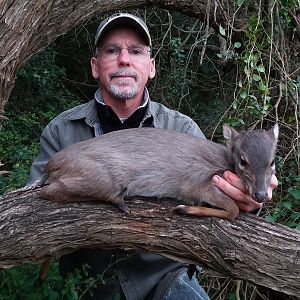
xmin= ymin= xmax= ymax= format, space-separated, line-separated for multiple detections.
xmin=265 ymin=189 xmax=300 ymax=230
xmin=16 ymin=50 xmax=65 ymax=99
xmin=230 ymin=15 xmax=272 ymax=119
xmin=227 ymin=292 xmax=237 ymax=300
xmin=221 ymin=2 xmax=299 ymax=232
xmin=148 ymin=10 xmax=230 ymax=130
xmin=265 ymin=157 xmax=300 ymax=229
xmin=0 ymin=263 xmax=61 ymax=300
xmin=0 ymin=48 xmax=81 ymax=193
xmin=170 ymin=37 xmax=186 ymax=65
xmin=0 ymin=262 xmax=119 ymax=300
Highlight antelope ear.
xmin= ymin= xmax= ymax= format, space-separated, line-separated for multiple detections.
xmin=223 ymin=124 xmax=239 ymax=147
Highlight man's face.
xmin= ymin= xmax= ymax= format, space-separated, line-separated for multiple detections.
xmin=91 ymin=27 xmax=156 ymax=101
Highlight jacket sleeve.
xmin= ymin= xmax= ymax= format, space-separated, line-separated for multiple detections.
xmin=181 ymin=118 xmax=206 ymax=139
xmin=27 ymin=122 xmax=61 ymax=185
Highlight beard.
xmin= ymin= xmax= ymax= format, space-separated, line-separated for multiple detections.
xmin=108 ymin=80 xmax=138 ymax=99
xmin=108 ymin=68 xmax=139 ymax=99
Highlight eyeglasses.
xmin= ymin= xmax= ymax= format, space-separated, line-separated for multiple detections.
xmin=96 ymin=44 xmax=151 ymax=62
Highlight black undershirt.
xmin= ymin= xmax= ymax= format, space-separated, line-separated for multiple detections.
xmin=96 ymin=101 xmax=153 ymax=133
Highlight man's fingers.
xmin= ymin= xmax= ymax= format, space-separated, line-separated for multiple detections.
xmin=212 ymin=175 xmax=261 ymax=212
xmin=211 ymin=171 xmax=278 ymax=212
xmin=222 ymin=171 xmax=248 ymax=193
xmin=222 ymin=171 xmax=278 ymax=200
xmin=223 ymin=171 xmax=248 ymax=194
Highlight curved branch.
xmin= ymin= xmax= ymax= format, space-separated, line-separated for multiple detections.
xmin=0 ymin=0 xmax=230 ymax=116
xmin=0 ymin=188 xmax=299 ymax=298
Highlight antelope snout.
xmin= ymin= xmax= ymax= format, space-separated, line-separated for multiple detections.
xmin=253 ymin=191 xmax=268 ymax=203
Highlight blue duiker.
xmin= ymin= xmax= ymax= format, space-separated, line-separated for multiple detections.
xmin=38 ymin=124 xmax=278 ymax=220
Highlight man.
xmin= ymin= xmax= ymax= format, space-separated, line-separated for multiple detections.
xmin=28 ymin=13 xmax=277 ymax=300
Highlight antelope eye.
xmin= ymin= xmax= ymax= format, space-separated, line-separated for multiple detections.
xmin=240 ymin=158 xmax=247 ymax=166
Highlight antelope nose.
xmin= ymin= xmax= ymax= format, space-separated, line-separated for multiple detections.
xmin=254 ymin=191 xmax=268 ymax=203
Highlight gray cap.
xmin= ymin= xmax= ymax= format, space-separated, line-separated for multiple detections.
xmin=95 ymin=13 xmax=152 ymax=48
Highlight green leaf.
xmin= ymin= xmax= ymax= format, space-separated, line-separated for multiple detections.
xmin=234 ymin=42 xmax=242 ymax=48
xmin=290 ymin=212 xmax=300 ymax=220
xmin=219 ymin=25 xmax=226 ymax=36
xmin=282 ymin=201 xmax=293 ymax=210
xmin=256 ymin=64 xmax=265 ymax=72
xmin=284 ymin=220 xmax=298 ymax=228
xmin=228 ymin=292 xmax=237 ymax=300
xmin=288 ymin=115 xmax=296 ymax=123
xmin=288 ymin=186 xmax=300 ymax=200
xmin=236 ymin=0 xmax=245 ymax=6
xmin=265 ymin=215 xmax=277 ymax=222
xmin=253 ymin=74 xmax=261 ymax=81
xmin=240 ymin=90 xmax=248 ymax=99
xmin=258 ymin=82 xmax=268 ymax=92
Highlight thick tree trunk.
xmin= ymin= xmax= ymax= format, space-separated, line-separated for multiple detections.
xmin=0 ymin=0 xmax=228 ymax=119
xmin=0 ymin=188 xmax=299 ymax=298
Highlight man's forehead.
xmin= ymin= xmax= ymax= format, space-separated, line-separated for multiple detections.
xmin=97 ymin=26 xmax=148 ymax=47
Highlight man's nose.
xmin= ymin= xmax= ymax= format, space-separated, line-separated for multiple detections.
xmin=118 ymin=48 xmax=131 ymax=66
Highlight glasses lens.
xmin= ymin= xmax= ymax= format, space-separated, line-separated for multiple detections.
xmin=99 ymin=45 xmax=150 ymax=62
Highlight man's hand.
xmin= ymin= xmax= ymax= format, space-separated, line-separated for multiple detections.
xmin=212 ymin=171 xmax=278 ymax=212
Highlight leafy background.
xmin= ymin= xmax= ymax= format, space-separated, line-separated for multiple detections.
xmin=0 ymin=3 xmax=299 ymax=300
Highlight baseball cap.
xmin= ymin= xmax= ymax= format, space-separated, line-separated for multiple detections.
xmin=95 ymin=13 xmax=152 ymax=48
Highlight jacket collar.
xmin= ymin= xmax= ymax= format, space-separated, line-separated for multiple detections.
xmin=65 ymin=87 xmax=161 ymax=127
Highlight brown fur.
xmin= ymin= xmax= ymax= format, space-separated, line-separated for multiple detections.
xmin=39 ymin=124 xmax=278 ymax=220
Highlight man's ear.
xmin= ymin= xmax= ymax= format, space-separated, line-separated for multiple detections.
xmin=91 ymin=57 xmax=100 ymax=80
xmin=149 ymin=58 xmax=156 ymax=79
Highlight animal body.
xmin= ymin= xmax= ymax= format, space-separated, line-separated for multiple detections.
xmin=38 ymin=124 xmax=278 ymax=220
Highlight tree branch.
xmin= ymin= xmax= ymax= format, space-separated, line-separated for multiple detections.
xmin=0 ymin=188 xmax=299 ymax=298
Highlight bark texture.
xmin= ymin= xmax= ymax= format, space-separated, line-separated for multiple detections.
xmin=0 ymin=188 xmax=299 ymax=298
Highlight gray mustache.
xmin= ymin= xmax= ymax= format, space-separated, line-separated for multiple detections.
xmin=110 ymin=69 xmax=138 ymax=80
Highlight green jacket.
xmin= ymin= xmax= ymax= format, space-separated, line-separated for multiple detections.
xmin=28 ymin=89 xmax=205 ymax=300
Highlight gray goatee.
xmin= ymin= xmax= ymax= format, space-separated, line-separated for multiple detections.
xmin=109 ymin=68 xmax=139 ymax=99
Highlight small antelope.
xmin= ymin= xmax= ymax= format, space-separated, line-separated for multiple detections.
xmin=38 ymin=124 xmax=278 ymax=220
